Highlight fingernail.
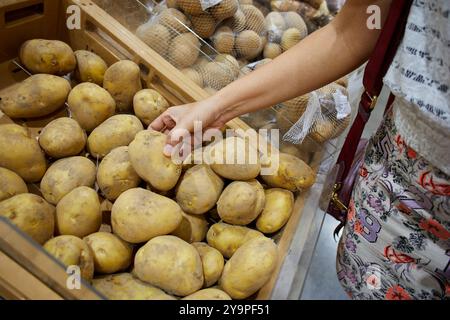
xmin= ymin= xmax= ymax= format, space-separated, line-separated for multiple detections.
xmin=163 ymin=145 xmax=173 ymax=157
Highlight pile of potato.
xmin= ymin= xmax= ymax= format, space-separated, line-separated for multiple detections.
xmin=0 ymin=38 xmax=316 ymax=300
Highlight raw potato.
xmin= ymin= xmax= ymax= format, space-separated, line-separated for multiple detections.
xmin=211 ymin=0 xmax=239 ymax=21
xmin=44 ymin=235 xmax=94 ymax=280
xmin=208 ymin=136 xmax=261 ymax=180
xmin=0 ymin=193 xmax=54 ymax=244
xmin=0 ymin=74 xmax=71 ymax=119
xmin=213 ymin=26 xmax=235 ymax=54
xmin=111 ymin=188 xmax=183 ymax=244
xmin=261 ymin=152 xmax=316 ymax=191
xmin=68 ymin=82 xmax=116 ymax=132
xmin=74 ymin=50 xmax=108 ymax=85
xmin=128 ymin=130 xmax=182 ymax=191
xmin=192 ymin=242 xmax=224 ymax=288
xmin=84 ymin=232 xmax=133 ymax=274
xmin=0 ymin=167 xmax=28 ymax=201
xmin=264 ymin=42 xmax=282 ymax=59
xmin=97 ymin=146 xmax=141 ymax=201
xmin=190 ymin=13 xmax=216 ymax=38
xmin=183 ymin=288 xmax=231 ymax=300
xmin=181 ymin=68 xmax=203 ymax=87
xmin=171 ymin=212 xmax=209 ymax=243
xmin=87 ymin=115 xmax=143 ymax=158
xmin=40 ymin=156 xmax=96 ymax=205
xmin=0 ymin=124 xmax=47 ymax=182
xmin=224 ymin=9 xmax=246 ymax=33
xmin=178 ymin=0 xmax=204 ymax=15
xmin=39 ymin=117 xmax=87 ymax=158
xmin=56 ymin=187 xmax=102 ymax=238
xmin=134 ymin=235 xmax=204 ymax=296
xmin=103 ymin=60 xmax=142 ymax=112
xmin=20 ymin=39 xmax=76 ymax=75
xmin=215 ymin=54 xmax=240 ymax=77
xmin=93 ymin=273 xmax=176 ymax=300
xmin=235 ymin=30 xmax=262 ymax=59
xmin=281 ymin=28 xmax=302 ymax=51
xmin=136 ymin=23 xmax=171 ymax=57
xmin=220 ymin=237 xmax=278 ymax=299
xmin=217 ymin=180 xmax=265 ymax=225
xmin=199 ymin=62 xmax=235 ymax=90
xmin=206 ymin=222 xmax=264 ymax=258
xmin=169 ymin=33 xmax=200 ymax=69
xmin=284 ymin=11 xmax=308 ymax=38
xmin=256 ymin=188 xmax=294 ymax=234
xmin=159 ymin=8 xmax=190 ymax=34
xmin=176 ymin=164 xmax=224 ymax=215
xmin=133 ymin=89 xmax=169 ymax=126
xmin=241 ymin=5 xmax=265 ymax=34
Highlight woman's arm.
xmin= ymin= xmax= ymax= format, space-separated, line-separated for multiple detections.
xmin=151 ymin=0 xmax=392 ymax=154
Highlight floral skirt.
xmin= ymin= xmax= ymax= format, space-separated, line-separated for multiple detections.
xmin=336 ymin=104 xmax=450 ymax=300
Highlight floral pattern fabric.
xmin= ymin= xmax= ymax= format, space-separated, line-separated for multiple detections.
xmin=336 ymin=103 xmax=450 ymax=300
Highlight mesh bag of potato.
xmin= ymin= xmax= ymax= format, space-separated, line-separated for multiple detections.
xmin=280 ymin=82 xmax=352 ymax=144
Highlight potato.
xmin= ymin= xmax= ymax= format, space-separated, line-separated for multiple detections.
xmin=217 ymin=180 xmax=265 ymax=225
xmin=20 ymin=39 xmax=76 ymax=75
xmin=171 ymin=212 xmax=208 ymax=243
xmin=103 ymin=60 xmax=142 ymax=112
xmin=111 ymin=188 xmax=183 ymax=244
xmin=136 ymin=23 xmax=171 ymax=57
xmin=39 ymin=117 xmax=87 ymax=158
xmin=206 ymin=222 xmax=264 ymax=258
xmin=220 ymin=237 xmax=278 ymax=299
xmin=134 ymin=235 xmax=204 ymax=296
xmin=183 ymin=288 xmax=231 ymax=300
xmin=128 ymin=130 xmax=182 ymax=191
xmin=178 ymin=0 xmax=204 ymax=15
xmin=0 ymin=124 xmax=47 ymax=182
xmin=87 ymin=115 xmax=143 ymax=158
xmin=74 ymin=50 xmax=108 ymax=85
xmin=261 ymin=152 xmax=316 ymax=191
xmin=0 ymin=167 xmax=28 ymax=201
xmin=190 ymin=13 xmax=216 ymax=38
xmin=68 ymin=82 xmax=116 ymax=132
xmin=0 ymin=74 xmax=71 ymax=119
xmin=97 ymin=146 xmax=141 ymax=200
xmin=84 ymin=232 xmax=133 ymax=274
xmin=176 ymin=165 xmax=224 ymax=215
xmin=43 ymin=235 xmax=94 ymax=280
xmin=93 ymin=273 xmax=176 ymax=300
xmin=256 ymin=188 xmax=294 ymax=234
xmin=192 ymin=242 xmax=224 ymax=288
xmin=133 ymin=89 xmax=169 ymax=126
xmin=208 ymin=136 xmax=261 ymax=180
xmin=56 ymin=187 xmax=101 ymax=238
xmin=40 ymin=156 xmax=96 ymax=205
xmin=211 ymin=0 xmax=239 ymax=21
xmin=159 ymin=8 xmax=191 ymax=34
xmin=0 ymin=193 xmax=54 ymax=244
xmin=168 ymin=33 xmax=200 ymax=69
xmin=181 ymin=68 xmax=203 ymax=87
xmin=281 ymin=28 xmax=302 ymax=51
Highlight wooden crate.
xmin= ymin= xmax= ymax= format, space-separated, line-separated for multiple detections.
xmin=0 ymin=0 xmax=322 ymax=300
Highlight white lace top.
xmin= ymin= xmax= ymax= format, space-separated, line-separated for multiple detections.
xmin=383 ymin=0 xmax=450 ymax=175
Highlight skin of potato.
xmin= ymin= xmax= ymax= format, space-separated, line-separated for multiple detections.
xmin=0 ymin=167 xmax=28 ymax=201
xmin=176 ymin=164 xmax=224 ymax=215
xmin=0 ymin=193 xmax=55 ymax=244
xmin=220 ymin=237 xmax=278 ymax=299
xmin=74 ymin=50 xmax=108 ymax=85
xmin=209 ymin=136 xmax=261 ymax=180
xmin=128 ymin=130 xmax=182 ymax=192
xmin=39 ymin=117 xmax=87 ymax=158
xmin=217 ymin=179 xmax=265 ymax=225
xmin=261 ymin=152 xmax=316 ymax=191
xmin=97 ymin=146 xmax=141 ymax=201
xmin=0 ymin=124 xmax=47 ymax=183
xmin=92 ymin=273 xmax=176 ymax=300
xmin=256 ymin=188 xmax=294 ymax=234
xmin=40 ymin=156 xmax=96 ymax=205
xmin=133 ymin=89 xmax=169 ymax=126
xmin=0 ymin=74 xmax=71 ymax=119
xmin=87 ymin=115 xmax=143 ymax=159
xmin=20 ymin=39 xmax=76 ymax=75
xmin=192 ymin=242 xmax=224 ymax=288
xmin=134 ymin=235 xmax=204 ymax=297
xmin=43 ymin=235 xmax=94 ymax=280
xmin=171 ymin=212 xmax=209 ymax=243
xmin=111 ymin=188 xmax=183 ymax=244
xmin=206 ymin=222 xmax=264 ymax=258
xmin=182 ymin=288 xmax=231 ymax=300
xmin=68 ymin=83 xmax=116 ymax=132
xmin=84 ymin=232 xmax=133 ymax=274
xmin=56 ymin=186 xmax=102 ymax=238
xmin=103 ymin=60 xmax=142 ymax=112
